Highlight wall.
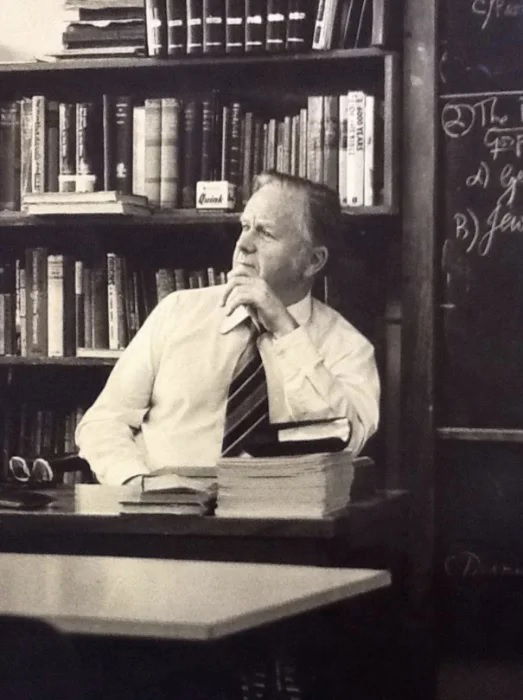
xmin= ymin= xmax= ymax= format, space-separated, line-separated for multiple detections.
xmin=0 ymin=0 xmax=63 ymax=61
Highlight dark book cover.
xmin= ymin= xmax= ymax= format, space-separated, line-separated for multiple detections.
xmin=20 ymin=98 xmax=33 ymax=199
xmin=63 ymin=22 xmax=145 ymax=44
xmin=91 ymin=258 xmax=109 ymax=349
xmin=339 ymin=0 xmax=364 ymax=48
xmin=181 ymin=100 xmax=202 ymax=208
xmin=286 ymin=0 xmax=314 ymax=52
xmin=225 ymin=0 xmax=244 ymax=54
xmin=102 ymin=94 xmax=114 ymax=191
xmin=200 ymin=98 xmax=215 ymax=181
xmin=187 ymin=0 xmax=204 ymax=54
xmin=72 ymin=6 xmax=145 ymax=21
xmin=354 ymin=0 xmax=372 ymax=47
xmin=76 ymin=101 xmax=100 ymax=190
xmin=266 ymin=0 xmax=287 ymax=53
xmin=25 ymin=247 xmax=48 ymax=358
xmin=203 ymin=0 xmax=225 ymax=54
xmin=166 ymin=0 xmax=186 ymax=55
xmin=245 ymin=0 xmax=265 ymax=53
xmin=228 ymin=102 xmax=242 ymax=186
xmin=114 ymin=95 xmax=133 ymax=194
xmin=241 ymin=111 xmax=254 ymax=205
xmin=58 ymin=103 xmax=76 ymax=193
xmin=220 ymin=105 xmax=230 ymax=180
xmin=45 ymin=101 xmax=59 ymax=193
xmin=145 ymin=0 xmax=166 ymax=56
xmin=0 ymin=101 xmax=20 ymax=211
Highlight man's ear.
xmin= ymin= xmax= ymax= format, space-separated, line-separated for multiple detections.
xmin=305 ymin=245 xmax=329 ymax=278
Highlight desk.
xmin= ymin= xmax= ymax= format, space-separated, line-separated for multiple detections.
xmin=0 ymin=487 xmax=409 ymax=570
xmin=0 ymin=553 xmax=390 ymax=640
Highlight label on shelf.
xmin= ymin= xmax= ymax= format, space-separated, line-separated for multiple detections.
xmin=196 ymin=181 xmax=236 ymax=210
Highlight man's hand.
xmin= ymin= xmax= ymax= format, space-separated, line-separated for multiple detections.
xmin=221 ymin=270 xmax=298 ymax=338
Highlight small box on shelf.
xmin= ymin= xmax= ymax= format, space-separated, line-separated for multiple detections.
xmin=196 ymin=181 xmax=237 ymax=210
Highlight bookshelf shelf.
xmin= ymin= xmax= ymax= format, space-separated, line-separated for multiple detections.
xmin=437 ymin=427 xmax=523 ymax=444
xmin=0 ymin=356 xmax=116 ymax=367
xmin=0 ymin=49 xmax=397 ymax=75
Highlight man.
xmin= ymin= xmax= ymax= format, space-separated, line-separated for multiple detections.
xmin=76 ymin=171 xmax=380 ymax=485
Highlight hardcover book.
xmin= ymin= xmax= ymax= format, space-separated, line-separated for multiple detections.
xmin=306 ymin=95 xmax=324 ymax=184
xmin=160 ymin=97 xmax=181 ymax=208
xmin=166 ymin=0 xmax=186 ymax=55
xmin=286 ymin=0 xmax=313 ymax=52
xmin=145 ymin=0 xmax=166 ymax=55
xmin=225 ymin=0 xmax=244 ymax=54
xmin=47 ymin=254 xmax=75 ymax=357
xmin=144 ymin=98 xmax=162 ymax=207
xmin=181 ymin=100 xmax=202 ymax=208
xmin=31 ymin=96 xmax=46 ymax=195
xmin=0 ymin=101 xmax=20 ymax=211
xmin=203 ymin=0 xmax=225 ymax=54
xmin=245 ymin=0 xmax=266 ymax=53
xmin=187 ymin=0 xmax=204 ymax=54
xmin=45 ymin=101 xmax=59 ymax=193
xmin=322 ymin=94 xmax=339 ymax=192
xmin=266 ymin=0 xmax=287 ymax=53
xmin=346 ymin=90 xmax=365 ymax=206
xmin=114 ymin=95 xmax=134 ymax=194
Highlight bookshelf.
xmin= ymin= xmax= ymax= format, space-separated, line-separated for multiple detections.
xmin=0 ymin=18 xmax=401 ymax=480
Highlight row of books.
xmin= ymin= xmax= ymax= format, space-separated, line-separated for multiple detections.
xmin=0 ymin=249 xmax=229 ymax=359
xmin=0 ymin=90 xmax=380 ymax=212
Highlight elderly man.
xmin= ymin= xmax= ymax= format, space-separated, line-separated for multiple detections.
xmin=76 ymin=171 xmax=379 ymax=485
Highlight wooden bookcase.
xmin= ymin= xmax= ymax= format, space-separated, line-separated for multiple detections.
xmin=0 ymin=46 xmax=401 ymax=481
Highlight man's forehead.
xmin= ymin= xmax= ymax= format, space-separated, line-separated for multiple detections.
xmin=243 ymin=184 xmax=305 ymax=219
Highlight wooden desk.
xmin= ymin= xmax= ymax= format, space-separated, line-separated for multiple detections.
xmin=0 ymin=553 xmax=390 ymax=640
xmin=0 ymin=487 xmax=409 ymax=569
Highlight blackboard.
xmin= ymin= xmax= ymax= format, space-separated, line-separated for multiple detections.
xmin=439 ymin=90 xmax=523 ymax=427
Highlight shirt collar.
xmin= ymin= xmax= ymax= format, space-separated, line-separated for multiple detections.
xmin=219 ymin=291 xmax=313 ymax=334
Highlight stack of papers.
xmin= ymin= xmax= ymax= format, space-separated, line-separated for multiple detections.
xmin=119 ymin=467 xmax=217 ymax=516
xmin=22 ymin=191 xmax=151 ymax=216
xmin=215 ymin=451 xmax=355 ymax=519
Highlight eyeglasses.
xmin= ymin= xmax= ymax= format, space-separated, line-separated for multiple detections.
xmin=8 ymin=456 xmax=54 ymax=484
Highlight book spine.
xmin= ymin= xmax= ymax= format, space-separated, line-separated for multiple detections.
xmin=266 ymin=0 xmax=287 ymax=53
xmin=114 ymin=95 xmax=133 ymax=194
xmin=200 ymin=98 xmax=214 ymax=181
xmin=31 ymin=96 xmax=46 ymax=194
xmin=160 ymin=97 xmax=181 ymax=208
xmin=181 ymin=100 xmax=202 ymax=208
xmin=290 ymin=113 xmax=299 ymax=176
xmin=276 ymin=119 xmax=284 ymax=171
xmin=306 ymin=95 xmax=324 ymax=183
xmin=206 ymin=266 xmax=217 ymax=286
xmin=245 ymin=0 xmax=265 ymax=53
xmin=75 ymin=260 xmax=85 ymax=350
xmin=252 ymin=117 xmax=263 ymax=179
xmin=20 ymin=98 xmax=33 ymax=199
xmin=107 ymin=253 xmax=120 ymax=350
xmin=241 ymin=111 xmax=254 ymax=205
xmin=132 ymin=104 xmax=146 ymax=196
xmin=312 ymin=0 xmax=327 ymax=49
xmin=0 ymin=101 xmax=20 ymax=210
xmin=155 ymin=268 xmax=175 ymax=301
xmin=346 ymin=90 xmax=365 ymax=206
xmin=225 ymin=0 xmax=244 ymax=54
xmin=15 ymin=259 xmax=24 ymax=355
xmin=145 ymin=0 xmax=166 ymax=56
xmin=229 ymin=102 xmax=242 ymax=187
xmin=0 ymin=263 xmax=16 ymax=356
xmin=144 ymin=98 xmax=162 ymax=207
xmin=102 ymin=94 xmax=114 ymax=191
xmin=45 ymin=101 xmax=59 ymax=192
xmin=282 ymin=114 xmax=292 ymax=174
xmin=220 ymin=105 xmax=231 ymax=180
xmin=298 ymin=106 xmax=308 ymax=178
xmin=286 ymin=0 xmax=312 ymax=52
xmin=266 ymin=117 xmax=277 ymax=170
xmin=322 ymin=94 xmax=339 ymax=191
xmin=58 ymin=103 xmax=77 ymax=193
xmin=47 ymin=254 xmax=65 ymax=357
xmin=26 ymin=247 xmax=48 ymax=357
xmin=363 ymin=93 xmax=375 ymax=206
xmin=0 ymin=295 xmax=6 ymax=356
xmin=166 ymin=0 xmax=186 ymax=56
xmin=187 ymin=0 xmax=204 ymax=55
xmin=76 ymin=101 xmax=98 ymax=192
xmin=91 ymin=258 xmax=109 ymax=349
xmin=174 ymin=267 xmax=186 ymax=290
xmin=203 ymin=0 xmax=225 ymax=54
xmin=338 ymin=94 xmax=348 ymax=205
xmin=83 ymin=267 xmax=93 ymax=349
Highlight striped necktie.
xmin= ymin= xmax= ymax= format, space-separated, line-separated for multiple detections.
xmin=221 ymin=320 xmax=269 ymax=457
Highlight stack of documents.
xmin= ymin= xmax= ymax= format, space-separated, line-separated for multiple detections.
xmin=119 ymin=467 xmax=217 ymax=516
xmin=215 ymin=451 xmax=355 ymax=519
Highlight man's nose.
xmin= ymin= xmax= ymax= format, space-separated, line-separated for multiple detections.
xmin=237 ymin=227 xmax=256 ymax=251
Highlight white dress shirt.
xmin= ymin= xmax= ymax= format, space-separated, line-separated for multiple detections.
xmin=75 ymin=285 xmax=380 ymax=485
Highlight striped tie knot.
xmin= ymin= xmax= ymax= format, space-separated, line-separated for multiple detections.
xmin=221 ymin=319 xmax=269 ymax=457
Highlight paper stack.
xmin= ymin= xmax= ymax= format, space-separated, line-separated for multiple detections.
xmin=119 ymin=467 xmax=217 ymax=516
xmin=215 ymin=451 xmax=355 ymax=519
xmin=22 ymin=191 xmax=151 ymax=216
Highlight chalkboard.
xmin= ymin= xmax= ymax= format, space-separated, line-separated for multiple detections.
xmin=439 ymin=90 xmax=523 ymax=426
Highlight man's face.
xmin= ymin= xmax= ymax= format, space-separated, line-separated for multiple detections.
xmin=233 ymin=183 xmax=316 ymax=304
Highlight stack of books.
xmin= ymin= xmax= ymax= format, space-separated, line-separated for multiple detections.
xmin=58 ymin=0 xmax=146 ymax=59
xmin=215 ymin=451 xmax=355 ymax=519
xmin=22 ymin=191 xmax=150 ymax=216
xmin=119 ymin=466 xmax=217 ymax=515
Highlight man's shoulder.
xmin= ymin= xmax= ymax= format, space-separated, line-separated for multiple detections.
xmin=162 ymin=284 xmax=225 ymax=310
xmin=310 ymin=297 xmax=374 ymax=348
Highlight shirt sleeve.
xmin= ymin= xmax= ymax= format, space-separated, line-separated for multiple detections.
xmin=265 ymin=322 xmax=380 ymax=455
xmin=75 ymin=295 xmax=176 ymax=485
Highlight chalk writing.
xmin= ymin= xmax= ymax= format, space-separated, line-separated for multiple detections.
xmin=471 ymin=0 xmax=523 ymax=30
xmin=441 ymin=96 xmax=508 ymax=139
xmin=466 ymin=161 xmax=490 ymax=188
xmin=445 ymin=550 xmax=523 ymax=578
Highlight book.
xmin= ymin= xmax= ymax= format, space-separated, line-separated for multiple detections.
xmin=159 ymin=97 xmax=181 ymax=208
xmin=216 ymin=450 xmax=355 ymax=518
xmin=132 ymin=104 xmax=146 ymax=196
xmin=346 ymin=90 xmax=365 ymax=206
xmin=59 ymin=103 xmax=77 ymax=193
xmin=63 ymin=22 xmax=145 ymax=45
xmin=245 ymin=0 xmax=266 ymax=53
xmin=266 ymin=0 xmax=287 ymax=52
xmin=181 ymin=100 xmax=202 ymax=208
xmin=187 ymin=0 xmax=204 ymax=54
xmin=91 ymin=258 xmax=109 ymax=349
xmin=145 ymin=0 xmax=166 ymax=56
xmin=23 ymin=190 xmax=148 ymax=205
xmin=306 ymin=95 xmax=323 ymax=184
xmin=106 ymin=252 xmax=128 ymax=350
xmin=228 ymin=102 xmax=242 ymax=187
xmin=338 ymin=93 xmax=348 ymax=205
xmin=45 ymin=101 xmax=59 ymax=193
xmin=47 ymin=254 xmax=76 ymax=357
xmin=75 ymin=260 xmax=85 ymax=349
xmin=286 ymin=0 xmax=313 ymax=52
xmin=322 ymin=94 xmax=338 ymax=192
xmin=76 ymin=101 xmax=99 ymax=192
xmin=203 ymin=0 xmax=225 ymax=54
xmin=20 ymin=98 xmax=33 ymax=200
xmin=225 ymin=0 xmax=244 ymax=54
xmin=363 ymin=93 xmax=375 ymax=206
xmin=52 ymin=45 xmax=144 ymax=58
xmin=31 ymin=96 xmax=46 ymax=194
xmin=114 ymin=95 xmax=133 ymax=194
xmin=76 ymin=346 xmax=124 ymax=358
xmin=25 ymin=247 xmax=48 ymax=358
xmin=200 ymin=97 xmax=216 ymax=181
xmin=0 ymin=101 xmax=20 ymax=211
xmin=23 ymin=201 xmax=150 ymax=216
xmin=312 ymin=0 xmax=340 ymax=50
xmin=141 ymin=465 xmax=217 ymax=493
xmin=144 ymin=98 xmax=162 ymax=207
xmin=165 ymin=0 xmax=186 ymax=56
